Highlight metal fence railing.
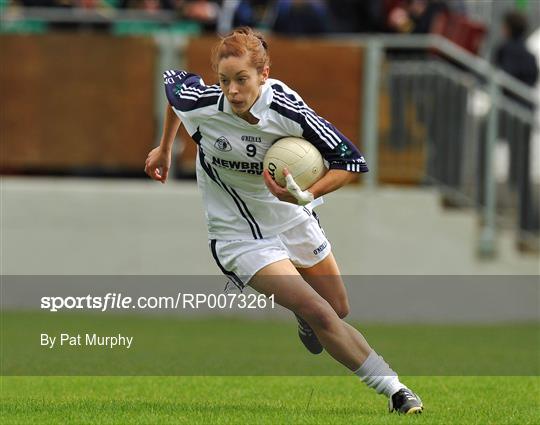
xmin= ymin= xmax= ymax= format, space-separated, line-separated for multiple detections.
xmin=359 ymin=35 xmax=539 ymax=257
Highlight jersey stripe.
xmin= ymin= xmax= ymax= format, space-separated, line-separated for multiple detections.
xmin=164 ymin=69 xmax=180 ymax=78
xmin=197 ymin=146 xmax=220 ymax=184
xmin=213 ymin=168 xmax=263 ymax=239
xmin=178 ymin=86 xmax=221 ymax=101
xmin=312 ymin=210 xmax=323 ymax=229
xmin=197 ymin=145 xmax=262 ymax=240
xmin=182 ymin=84 xmax=221 ymax=95
xmin=270 ymin=97 xmax=337 ymax=149
xmin=192 ymin=127 xmax=203 ymax=144
xmin=270 ymin=85 xmax=368 ymax=173
xmin=171 ymin=92 xmax=220 ymax=112
xmin=347 ymin=163 xmax=362 ymax=172
xmin=218 ymin=95 xmax=225 ymax=111
xmin=271 ymin=85 xmax=341 ymax=148
xmin=282 ymin=96 xmax=341 ymax=148
xmin=210 ymin=240 xmax=245 ymax=290
xmin=180 ymin=92 xmax=219 ymax=102
xmin=229 ymin=186 xmax=263 ymax=239
xmin=273 ymin=91 xmax=340 ymax=148
xmin=180 ymin=90 xmax=221 ymax=100
xmin=212 ymin=170 xmax=259 ymax=240
xmin=165 ymin=71 xmax=221 ymax=112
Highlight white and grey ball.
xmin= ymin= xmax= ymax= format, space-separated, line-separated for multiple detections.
xmin=263 ymin=137 xmax=327 ymax=190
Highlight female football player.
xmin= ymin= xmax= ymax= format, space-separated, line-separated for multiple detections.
xmin=145 ymin=27 xmax=423 ymax=415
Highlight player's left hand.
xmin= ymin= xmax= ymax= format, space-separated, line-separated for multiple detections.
xmin=263 ymin=168 xmax=314 ymax=206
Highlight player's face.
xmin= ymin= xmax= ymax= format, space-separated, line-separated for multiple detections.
xmin=218 ymin=54 xmax=269 ymax=118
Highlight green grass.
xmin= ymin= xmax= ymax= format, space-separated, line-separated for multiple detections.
xmin=2 ymin=312 xmax=539 ymax=376
xmin=1 ymin=312 xmax=539 ymax=423
xmin=1 ymin=376 xmax=539 ymax=424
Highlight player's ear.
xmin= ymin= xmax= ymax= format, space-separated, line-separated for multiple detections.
xmin=260 ymin=66 xmax=269 ymax=84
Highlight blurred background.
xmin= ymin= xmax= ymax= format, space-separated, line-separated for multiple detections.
xmin=1 ymin=0 xmax=540 ymax=277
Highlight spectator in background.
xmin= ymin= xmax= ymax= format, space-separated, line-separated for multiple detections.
xmin=119 ymin=0 xmax=175 ymax=11
xmin=272 ymin=0 xmax=329 ymax=35
xmin=181 ymin=0 xmax=221 ymax=31
xmin=494 ymin=11 xmax=539 ymax=94
xmin=493 ymin=11 xmax=539 ymax=239
xmin=79 ymin=0 xmax=100 ymax=7
xmin=386 ymin=0 xmax=447 ymax=34
xmin=217 ymin=0 xmax=271 ymax=34
xmin=20 ymin=0 xmax=54 ymax=7
xmin=21 ymin=0 xmax=101 ymax=6
xmin=20 ymin=0 xmax=57 ymax=5
xmin=121 ymin=0 xmax=220 ymax=31
xmin=218 ymin=0 xmax=407 ymax=35
xmin=445 ymin=0 xmax=465 ymax=15
xmin=326 ymin=0 xmax=384 ymax=33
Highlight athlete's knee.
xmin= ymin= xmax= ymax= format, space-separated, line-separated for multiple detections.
xmin=296 ymin=299 xmax=338 ymax=331
xmin=334 ymin=301 xmax=350 ymax=319
xmin=324 ymin=295 xmax=349 ymax=319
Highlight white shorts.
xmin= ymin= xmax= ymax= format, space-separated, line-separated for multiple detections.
xmin=209 ymin=212 xmax=331 ymax=291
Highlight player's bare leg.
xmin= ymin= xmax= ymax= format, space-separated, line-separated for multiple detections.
xmin=298 ymin=252 xmax=369 ymax=345
xmin=298 ymin=252 xmax=350 ymax=318
xmin=250 ymin=259 xmax=423 ymax=414
xmin=250 ymin=259 xmax=371 ymax=368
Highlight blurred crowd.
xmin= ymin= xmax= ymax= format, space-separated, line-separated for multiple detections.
xmin=10 ymin=1 xmax=538 ymax=97
xmin=14 ymin=0 xmax=473 ymax=35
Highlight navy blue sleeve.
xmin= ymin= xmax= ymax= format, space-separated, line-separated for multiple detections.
xmin=270 ymin=84 xmax=368 ymax=173
xmin=163 ymin=70 xmax=221 ymax=112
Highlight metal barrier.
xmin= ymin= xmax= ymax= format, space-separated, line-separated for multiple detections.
xmin=359 ymin=35 xmax=539 ymax=257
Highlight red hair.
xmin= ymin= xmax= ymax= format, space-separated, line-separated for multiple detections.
xmin=211 ymin=27 xmax=270 ymax=73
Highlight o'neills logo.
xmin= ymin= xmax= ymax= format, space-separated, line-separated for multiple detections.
xmin=214 ymin=136 xmax=232 ymax=152
xmin=241 ymin=135 xmax=262 ymax=143
xmin=313 ymin=241 xmax=328 ymax=255
xmin=212 ymin=157 xmax=263 ymax=175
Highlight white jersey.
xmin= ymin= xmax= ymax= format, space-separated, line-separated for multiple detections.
xmin=164 ymin=69 xmax=368 ymax=240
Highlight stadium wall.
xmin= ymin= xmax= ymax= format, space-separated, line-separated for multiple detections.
xmin=2 ymin=177 xmax=538 ymax=323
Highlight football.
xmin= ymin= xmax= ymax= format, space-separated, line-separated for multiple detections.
xmin=263 ymin=137 xmax=327 ymax=190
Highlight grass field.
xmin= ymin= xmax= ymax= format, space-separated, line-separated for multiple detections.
xmin=1 ymin=312 xmax=539 ymax=424
xmin=2 ymin=376 xmax=539 ymax=424
xmin=2 ymin=312 xmax=538 ymax=376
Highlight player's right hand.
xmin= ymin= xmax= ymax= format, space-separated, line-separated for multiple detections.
xmin=144 ymin=147 xmax=171 ymax=184
xmin=284 ymin=172 xmax=314 ymax=206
